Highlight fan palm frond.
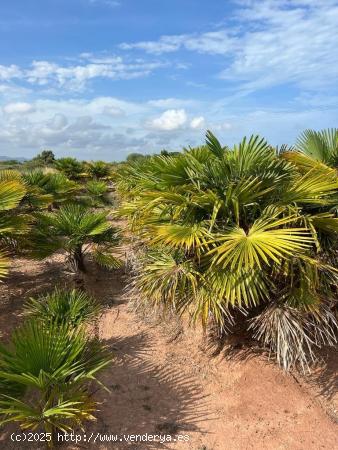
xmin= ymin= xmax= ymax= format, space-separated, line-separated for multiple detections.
xmin=87 ymin=161 xmax=111 ymax=179
xmin=0 ymin=180 xmax=26 ymax=211
xmin=150 ymin=223 xmax=210 ymax=251
xmin=55 ymin=157 xmax=84 ymax=180
xmin=205 ymin=130 xmax=226 ymax=159
xmin=282 ymin=151 xmax=336 ymax=175
xmin=23 ymin=288 xmax=101 ymax=327
xmin=132 ymin=248 xmax=199 ymax=308
xmin=282 ymin=169 xmax=338 ymax=205
xmin=0 ymin=390 xmax=96 ymax=433
xmin=0 ymin=170 xmax=22 ymax=182
xmin=0 ymin=252 xmax=9 ymax=279
xmin=208 ymin=212 xmax=312 ymax=270
xmin=0 ymin=320 xmax=111 ymax=433
xmin=296 ymin=128 xmax=338 ymax=166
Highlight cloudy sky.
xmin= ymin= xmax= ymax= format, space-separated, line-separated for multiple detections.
xmin=1 ymin=0 xmax=337 ymax=161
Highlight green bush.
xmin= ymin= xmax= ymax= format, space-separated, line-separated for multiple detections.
xmin=29 ymin=203 xmax=121 ymax=272
xmin=0 ymin=320 xmax=111 ymax=435
xmin=24 ymin=288 xmax=101 ymax=327
xmin=117 ymin=130 xmax=338 ymax=371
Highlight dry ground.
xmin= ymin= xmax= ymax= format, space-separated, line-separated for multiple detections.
xmin=0 ymin=253 xmax=337 ymax=450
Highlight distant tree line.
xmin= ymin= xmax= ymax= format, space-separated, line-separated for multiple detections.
xmin=0 ymin=148 xmax=182 ymax=170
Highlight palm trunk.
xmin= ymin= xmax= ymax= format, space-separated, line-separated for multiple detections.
xmin=69 ymin=246 xmax=86 ymax=273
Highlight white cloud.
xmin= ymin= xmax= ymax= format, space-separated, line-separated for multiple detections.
xmin=0 ymin=96 xmax=157 ymax=158
xmin=25 ymin=58 xmax=165 ymax=90
xmin=102 ymin=104 xmax=125 ymax=116
xmin=185 ymin=31 xmax=234 ymax=55
xmin=219 ymin=0 xmax=338 ymax=91
xmin=32 ymin=96 xmax=145 ymax=119
xmin=190 ymin=116 xmax=205 ymax=129
xmin=3 ymin=102 xmax=34 ymax=114
xmin=89 ymin=0 xmax=120 ymax=7
xmin=120 ymin=35 xmax=183 ymax=54
xmin=0 ymin=94 xmax=337 ymax=160
xmin=149 ymin=109 xmax=188 ymax=131
xmin=120 ymin=1 xmax=338 ymax=91
xmin=213 ymin=121 xmax=232 ymax=131
xmin=2 ymin=1 xmax=335 ymax=98
xmin=147 ymin=98 xmax=196 ymax=109
xmin=47 ymin=113 xmax=68 ymax=131
xmin=0 ymin=84 xmax=31 ymax=97
xmin=0 ymin=65 xmax=22 ymax=81
xmin=120 ymin=31 xmax=234 ymax=55
xmin=0 ymin=57 xmax=166 ymax=91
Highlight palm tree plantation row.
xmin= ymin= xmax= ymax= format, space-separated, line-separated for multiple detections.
xmin=0 ymin=128 xmax=337 ymax=441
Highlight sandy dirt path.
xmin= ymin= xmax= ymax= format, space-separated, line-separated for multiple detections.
xmin=0 ymin=256 xmax=337 ymax=449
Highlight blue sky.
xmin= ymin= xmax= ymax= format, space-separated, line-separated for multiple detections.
xmin=0 ymin=0 xmax=338 ymax=160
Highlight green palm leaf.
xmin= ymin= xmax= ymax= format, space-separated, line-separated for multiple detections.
xmin=208 ymin=211 xmax=312 ymax=270
xmin=0 ymin=252 xmax=9 ymax=278
xmin=205 ymin=130 xmax=226 ymax=159
xmin=296 ymin=128 xmax=338 ymax=165
xmin=29 ymin=203 xmax=120 ymax=272
xmin=133 ymin=248 xmax=199 ymax=308
xmin=282 ymin=151 xmax=336 ymax=174
xmin=0 ymin=320 xmax=111 ymax=432
xmin=282 ymin=169 xmax=338 ymax=205
xmin=0 ymin=391 xmax=97 ymax=432
xmin=0 ymin=170 xmax=22 ymax=182
xmin=0 ymin=180 xmax=26 ymax=211
xmin=204 ymin=266 xmax=270 ymax=308
xmin=24 ymin=288 xmax=101 ymax=327
xmin=151 ymin=223 xmax=210 ymax=251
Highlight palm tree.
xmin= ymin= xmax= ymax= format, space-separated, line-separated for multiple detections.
xmin=0 ymin=168 xmax=77 ymax=211
xmin=87 ymin=161 xmax=111 ymax=179
xmin=55 ymin=157 xmax=84 ymax=180
xmin=22 ymin=170 xmax=79 ymax=209
xmin=285 ymin=128 xmax=338 ymax=217
xmin=0 ymin=320 xmax=110 ymax=437
xmin=0 ymin=171 xmax=27 ymax=278
xmin=117 ymin=131 xmax=338 ymax=370
xmin=29 ymin=203 xmax=121 ymax=272
xmin=84 ymin=180 xmax=112 ymax=207
xmin=24 ymin=288 xmax=101 ymax=327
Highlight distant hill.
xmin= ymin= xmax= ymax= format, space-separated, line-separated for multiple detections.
xmin=0 ymin=155 xmax=27 ymax=162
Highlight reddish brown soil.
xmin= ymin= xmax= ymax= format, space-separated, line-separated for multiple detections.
xmin=0 ymin=255 xmax=337 ymax=449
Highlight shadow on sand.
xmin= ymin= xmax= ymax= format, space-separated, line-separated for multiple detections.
xmin=206 ymin=328 xmax=338 ymax=416
xmin=307 ymin=348 xmax=338 ymax=404
xmin=88 ymin=331 xmax=214 ymax=449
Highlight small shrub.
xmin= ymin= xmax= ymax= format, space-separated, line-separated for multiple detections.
xmin=0 ymin=320 xmax=111 ymax=436
xmin=24 ymin=288 xmax=101 ymax=327
xmin=29 ymin=203 xmax=122 ymax=272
